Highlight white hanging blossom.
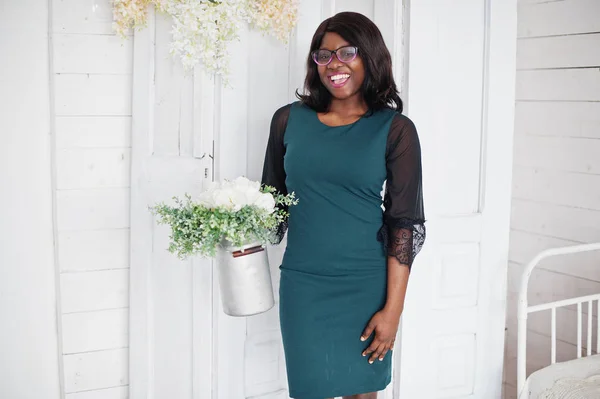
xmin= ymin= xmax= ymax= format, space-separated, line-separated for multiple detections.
xmin=155 ymin=0 xmax=248 ymax=81
xmin=150 ymin=177 xmax=298 ymax=259
xmin=112 ymin=0 xmax=299 ymax=83
xmin=198 ymin=177 xmax=276 ymax=213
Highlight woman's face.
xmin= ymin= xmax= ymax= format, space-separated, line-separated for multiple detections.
xmin=316 ymin=32 xmax=365 ymax=101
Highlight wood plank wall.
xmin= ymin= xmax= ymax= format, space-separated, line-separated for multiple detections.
xmin=51 ymin=0 xmax=132 ymax=397
xmin=504 ymin=1 xmax=600 ymax=398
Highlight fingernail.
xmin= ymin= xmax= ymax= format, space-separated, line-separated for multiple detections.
xmin=379 ymin=357 xmax=383 ymax=361
xmin=369 ymin=360 xmax=374 ymax=364
xmin=360 ymin=336 xmax=366 ymax=341
xmin=362 ymin=352 xmax=366 ymax=357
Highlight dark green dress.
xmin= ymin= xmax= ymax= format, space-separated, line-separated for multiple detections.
xmin=261 ymin=102 xmax=425 ymax=399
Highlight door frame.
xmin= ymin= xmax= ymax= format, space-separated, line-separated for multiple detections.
xmin=128 ymin=8 xmax=218 ymax=399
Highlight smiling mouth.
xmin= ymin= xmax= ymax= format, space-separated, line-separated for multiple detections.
xmin=329 ymin=73 xmax=350 ymax=87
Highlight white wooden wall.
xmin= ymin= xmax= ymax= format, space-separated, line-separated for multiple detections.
xmin=503 ymin=1 xmax=600 ymax=398
xmin=50 ymin=0 xmax=133 ymax=397
xmin=0 ymin=1 xmax=62 ymax=398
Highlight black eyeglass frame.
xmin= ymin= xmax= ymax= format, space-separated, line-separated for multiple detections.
xmin=311 ymin=46 xmax=359 ymax=66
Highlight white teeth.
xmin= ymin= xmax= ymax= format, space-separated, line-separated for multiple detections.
xmin=331 ymin=73 xmax=350 ymax=81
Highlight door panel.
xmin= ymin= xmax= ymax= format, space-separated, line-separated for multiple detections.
xmin=398 ymin=0 xmax=516 ymax=398
xmin=130 ymin=1 xmax=515 ymax=398
xmin=129 ymin=9 xmax=214 ymax=399
xmin=256 ymin=1 xmax=403 ymax=398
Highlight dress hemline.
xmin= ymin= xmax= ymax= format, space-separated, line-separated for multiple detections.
xmin=288 ymin=375 xmax=392 ymax=399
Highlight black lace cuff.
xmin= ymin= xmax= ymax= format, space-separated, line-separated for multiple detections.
xmin=272 ymin=205 xmax=289 ymax=245
xmin=377 ymin=217 xmax=426 ymax=269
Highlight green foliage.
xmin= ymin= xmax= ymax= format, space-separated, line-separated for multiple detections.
xmin=149 ymin=185 xmax=297 ymax=259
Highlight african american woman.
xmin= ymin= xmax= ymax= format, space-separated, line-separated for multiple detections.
xmin=261 ymin=11 xmax=426 ymax=399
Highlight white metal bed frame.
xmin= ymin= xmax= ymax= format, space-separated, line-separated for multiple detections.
xmin=517 ymin=242 xmax=600 ymax=398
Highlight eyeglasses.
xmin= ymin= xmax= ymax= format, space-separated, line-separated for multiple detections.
xmin=311 ymin=46 xmax=359 ymax=66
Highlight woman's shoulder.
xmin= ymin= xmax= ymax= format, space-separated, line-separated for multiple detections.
xmin=382 ymin=109 xmax=416 ymax=132
xmin=383 ymin=110 xmax=419 ymax=155
xmin=272 ymin=101 xmax=305 ymax=119
xmin=275 ymin=101 xmax=304 ymax=111
xmin=273 ymin=103 xmax=292 ymax=116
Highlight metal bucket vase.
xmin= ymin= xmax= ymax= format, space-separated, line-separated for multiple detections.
xmin=216 ymin=240 xmax=275 ymax=317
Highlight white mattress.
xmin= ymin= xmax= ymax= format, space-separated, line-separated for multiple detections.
xmin=522 ymin=355 xmax=600 ymax=399
xmin=537 ymin=375 xmax=600 ymax=398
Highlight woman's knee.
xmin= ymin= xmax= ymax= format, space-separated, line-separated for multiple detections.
xmin=342 ymin=392 xmax=378 ymax=399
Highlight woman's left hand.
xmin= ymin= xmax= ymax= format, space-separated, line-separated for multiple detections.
xmin=360 ymin=307 xmax=402 ymax=364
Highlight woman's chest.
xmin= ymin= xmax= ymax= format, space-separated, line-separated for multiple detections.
xmin=283 ymin=124 xmax=388 ymax=190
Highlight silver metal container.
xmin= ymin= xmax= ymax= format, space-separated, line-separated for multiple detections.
xmin=216 ymin=240 xmax=275 ymax=317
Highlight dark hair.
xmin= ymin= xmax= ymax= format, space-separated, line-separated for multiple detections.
xmin=295 ymin=12 xmax=403 ymax=114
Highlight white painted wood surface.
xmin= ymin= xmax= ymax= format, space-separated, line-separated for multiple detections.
xmin=129 ymin=1 xmax=406 ymax=398
xmin=512 ymin=199 xmax=600 ymax=244
xmin=510 ymin=231 xmax=600 ymax=282
xmin=63 ymin=348 xmax=128 ymax=393
xmin=53 ymin=34 xmax=133 ymax=74
xmin=129 ymin=1 xmax=517 ymax=398
xmin=65 ymin=386 xmax=128 ymax=399
xmin=513 ymin=135 xmax=600 ymax=174
xmin=516 ymin=69 xmax=600 ymax=102
xmin=60 ymin=269 xmax=129 ymax=314
xmin=62 ymin=309 xmax=129 ymax=354
xmin=129 ymin=8 xmax=213 ymax=399
xmin=53 ymin=0 xmax=116 ymax=35
xmin=513 ymin=166 xmax=600 ymax=211
xmin=58 ymin=229 xmax=130 ymax=272
xmin=517 ymin=0 xmax=600 ymax=38
xmin=0 ymin=1 xmax=62 ymax=398
xmin=54 ymin=75 xmax=133 ymax=116
xmin=49 ymin=0 xmax=135 ymax=396
xmin=399 ymin=0 xmax=517 ymax=398
xmin=504 ymin=0 xmax=600 ymax=397
xmin=56 ymin=189 xmax=130 ymax=230
xmin=517 ymin=34 xmax=600 ymax=70
xmin=514 ymin=102 xmax=600 ymax=140
xmin=55 ymin=116 xmax=131 ymax=148
xmin=56 ymin=148 xmax=131 ymax=189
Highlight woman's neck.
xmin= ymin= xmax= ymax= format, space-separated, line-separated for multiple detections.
xmin=328 ymin=94 xmax=368 ymax=116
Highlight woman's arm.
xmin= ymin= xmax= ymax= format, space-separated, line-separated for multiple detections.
xmin=361 ymin=113 xmax=426 ymax=364
xmin=360 ymin=257 xmax=409 ymax=364
xmin=261 ymin=104 xmax=292 ymax=244
xmin=383 ymin=255 xmax=410 ymax=321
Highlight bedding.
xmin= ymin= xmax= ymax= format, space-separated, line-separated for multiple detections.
xmin=538 ymin=375 xmax=600 ymax=399
xmin=522 ymin=355 xmax=600 ymax=399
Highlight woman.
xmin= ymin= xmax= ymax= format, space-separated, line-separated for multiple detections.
xmin=261 ymin=11 xmax=425 ymax=399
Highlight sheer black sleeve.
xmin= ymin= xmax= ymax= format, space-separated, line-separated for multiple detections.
xmin=261 ymin=104 xmax=292 ymax=244
xmin=377 ymin=113 xmax=426 ymax=270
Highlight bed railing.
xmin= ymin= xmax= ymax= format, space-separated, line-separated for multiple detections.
xmin=517 ymin=242 xmax=600 ymax=398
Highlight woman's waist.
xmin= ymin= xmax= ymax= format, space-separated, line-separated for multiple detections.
xmin=280 ymin=255 xmax=387 ymax=276
xmin=287 ymin=214 xmax=383 ymax=239
xmin=282 ymin=240 xmax=386 ymax=273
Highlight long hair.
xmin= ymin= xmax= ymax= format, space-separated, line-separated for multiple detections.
xmin=296 ymin=12 xmax=403 ymax=114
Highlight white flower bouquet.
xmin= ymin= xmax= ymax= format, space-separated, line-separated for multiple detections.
xmin=150 ymin=176 xmax=297 ymax=259
xmin=150 ymin=176 xmax=297 ymax=316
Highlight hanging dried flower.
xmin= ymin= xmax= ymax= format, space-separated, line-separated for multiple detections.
xmin=157 ymin=0 xmax=248 ymax=83
xmin=112 ymin=0 xmax=152 ymax=38
xmin=248 ymin=0 xmax=299 ymax=44
xmin=112 ymin=0 xmax=299 ymax=83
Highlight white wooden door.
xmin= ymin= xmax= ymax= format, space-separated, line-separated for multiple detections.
xmin=130 ymin=1 xmax=516 ymax=398
xmin=242 ymin=1 xmax=404 ymax=398
xmin=129 ymin=6 xmax=300 ymax=399
xmin=130 ymin=2 xmax=406 ymax=399
xmin=129 ymin=9 xmax=216 ymax=399
xmin=396 ymin=1 xmax=517 ymax=398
